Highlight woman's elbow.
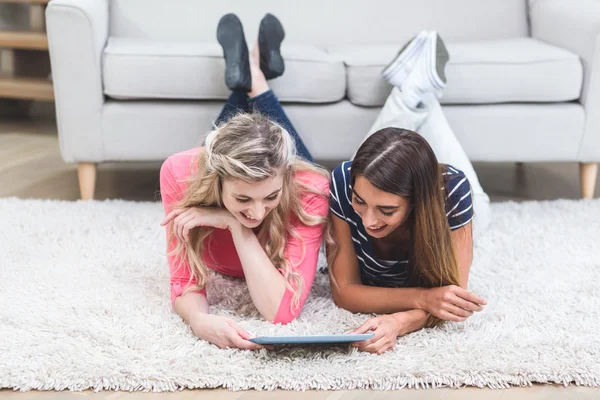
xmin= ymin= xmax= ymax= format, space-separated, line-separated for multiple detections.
xmin=331 ymin=290 xmax=344 ymax=308
xmin=269 ymin=309 xmax=301 ymax=325
xmin=271 ymin=314 xmax=296 ymax=325
xmin=263 ymin=300 xmax=298 ymax=325
xmin=331 ymin=289 xmax=360 ymax=314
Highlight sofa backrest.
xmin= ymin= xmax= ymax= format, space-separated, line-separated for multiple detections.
xmin=109 ymin=0 xmax=529 ymax=46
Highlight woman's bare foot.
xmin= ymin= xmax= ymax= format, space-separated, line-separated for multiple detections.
xmin=249 ymin=41 xmax=270 ymax=98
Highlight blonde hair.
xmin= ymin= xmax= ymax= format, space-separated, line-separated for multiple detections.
xmin=169 ymin=112 xmax=330 ymax=310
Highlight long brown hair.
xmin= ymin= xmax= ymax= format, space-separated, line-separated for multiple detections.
xmin=169 ymin=112 xmax=330 ymax=310
xmin=349 ymin=128 xmax=460 ymax=328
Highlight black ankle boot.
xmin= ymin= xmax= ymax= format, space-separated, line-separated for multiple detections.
xmin=258 ymin=13 xmax=285 ymax=80
xmin=217 ymin=14 xmax=251 ymax=92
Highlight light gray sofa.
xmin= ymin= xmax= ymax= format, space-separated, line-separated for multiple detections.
xmin=46 ymin=0 xmax=600 ymax=200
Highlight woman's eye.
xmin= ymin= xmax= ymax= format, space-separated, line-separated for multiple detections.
xmin=265 ymin=195 xmax=278 ymax=202
xmin=381 ymin=210 xmax=394 ymax=217
xmin=236 ymin=198 xmax=250 ymax=203
xmin=352 ymin=197 xmax=365 ymax=206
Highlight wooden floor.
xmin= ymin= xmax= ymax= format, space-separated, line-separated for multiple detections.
xmin=1 ymin=118 xmax=599 ymax=400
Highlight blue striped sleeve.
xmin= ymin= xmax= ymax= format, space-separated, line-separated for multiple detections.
xmin=445 ymin=170 xmax=474 ymax=230
xmin=329 ymin=163 xmax=347 ymax=220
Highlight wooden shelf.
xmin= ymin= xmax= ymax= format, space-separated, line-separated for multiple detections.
xmin=0 ymin=0 xmax=53 ymax=104
xmin=0 ymin=30 xmax=48 ymax=50
xmin=0 ymin=76 xmax=53 ymax=100
xmin=0 ymin=0 xmax=50 ymax=4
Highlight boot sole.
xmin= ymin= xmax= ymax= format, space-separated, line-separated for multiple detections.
xmin=259 ymin=13 xmax=285 ymax=80
xmin=432 ymin=32 xmax=449 ymax=84
xmin=217 ymin=14 xmax=251 ymax=91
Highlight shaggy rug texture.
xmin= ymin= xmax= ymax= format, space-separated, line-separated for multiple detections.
xmin=1 ymin=197 xmax=599 ymax=392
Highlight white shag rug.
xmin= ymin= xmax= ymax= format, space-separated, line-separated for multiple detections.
xmin=1 ymin=197 xmax=600 ymax=392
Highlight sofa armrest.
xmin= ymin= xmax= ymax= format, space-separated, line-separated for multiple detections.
xmin=46 ymin=0 xmax=109 ymax=163
xmin=530 ymin=0 xmax=600 ymax=160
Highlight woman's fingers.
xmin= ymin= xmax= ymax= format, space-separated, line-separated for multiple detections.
xmin=451 ymin=295 xmax=484 ymax=312
xmin=228 ymin=322 xmax=264 ymax=351
xmin=174 ymin=214 xmax=188 ymax=243
xmin=387 ymin=342 xmax=397 ymax=352
xmin=233 ymin=337 xmax=263 ymax=350
xmin=182 ymin=218 xmax=202 ymax=242
xmin=160 ymin=211 xmax=175 ymax=226
xmin=444 ymin=304 xmax=473 ymax=319
xmin=437 ymin=310 xmax=466 ymax=322
xmin=454 ymin=287 xmax=486 ymax=307
xmin=354 ymin=328 xmax=382 ymax=348
xmin=171 ymin=210 xmax=188 ymax=240
xmin=355 ymin=335 xmax=379 ymax=349
xmin=352 ymin=318 xmax=376 ymax=334
xmin=175 ymin=213 xmax=195 ymax=243
xmin=162 ymin=208 xmax=192 ymax=243
xmin=376 ymin=341 xmax=395 ymax=355
xmin=360 ymin=336 xmax=389 ymax=354
xmin=161 ymin=208 xmax=186 ymax=226
xmin=229 ymin=334 xmax=263 ymax=350
xmin=351 ymin=319 xmax=379 ymax=347
xmin=231 ymin=321 xmax=251 ymax=340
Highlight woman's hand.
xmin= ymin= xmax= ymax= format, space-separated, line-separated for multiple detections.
xmin=189 ymin=313 xmax=263 ymax=350
xmin=350 ymin=315 xmax=402 ymax=354
xmin=423 ymin=285 xmax=486 ymax=322
xmin=160 ymin=207 xmax=239 ymax=243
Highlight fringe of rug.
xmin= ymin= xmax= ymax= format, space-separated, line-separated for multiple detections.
xmin=2 ymin=372 xmax=600 ymax=392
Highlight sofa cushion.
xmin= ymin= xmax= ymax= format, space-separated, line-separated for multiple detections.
xmin=101 ymin=100 xmax=584 ymax=163
xmin=103 ymin=37 xmax=346 ymax=103
xmin=330 ymin=38 xmax=583 ymax=106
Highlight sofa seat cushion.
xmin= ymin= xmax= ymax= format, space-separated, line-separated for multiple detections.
xmin=330 ymin=38 xmax=583 ymax=106
xmin=103 ymin=37 xmax=346 ymax=103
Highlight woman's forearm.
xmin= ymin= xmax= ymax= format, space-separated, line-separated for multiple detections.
xmin=334 ymin=282 xmax=429 ymax=314
xmin=230 ymin=224 xmax=286 ymax=322
xmin=395 ymin=309 xmax=430 ymax=336
xmin=174 ymin=291 xmax=210 ymax=325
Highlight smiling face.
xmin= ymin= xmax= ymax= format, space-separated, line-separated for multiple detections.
xmin=221 ymin=172 xmax=285 ymax=228
xmin=351 ymin=175 xmax=412 ymax=239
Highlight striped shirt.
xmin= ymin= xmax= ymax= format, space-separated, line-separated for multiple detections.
xmin=329 ymin=161 xmax=474 ymax=288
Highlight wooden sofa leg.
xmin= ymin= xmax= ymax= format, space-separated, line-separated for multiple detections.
xmin=579 ymin=162 xmax=598 ymax=199
xmin=78 ymin=162 xmax=97 ymax=200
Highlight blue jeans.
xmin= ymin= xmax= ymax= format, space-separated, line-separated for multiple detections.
xmin=215 ymin=90 xmax=314 ymax=162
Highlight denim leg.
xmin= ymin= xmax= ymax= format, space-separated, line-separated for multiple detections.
xmin=248 ymin=90 xmax=314 ymax=162
xmin=215 ymin=90 xmax=250 ymax=125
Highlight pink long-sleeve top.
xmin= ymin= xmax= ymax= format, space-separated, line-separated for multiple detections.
xmin=160 ymin=148 xmax=329 ymax=324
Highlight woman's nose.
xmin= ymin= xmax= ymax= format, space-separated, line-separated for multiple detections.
xmin=362 ymin=208 xmax=378 ymax=226
xmin=250 ymin=203 xmax=265 ymax=220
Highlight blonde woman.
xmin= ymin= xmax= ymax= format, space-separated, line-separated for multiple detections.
xmin=159 ymin=15 xmax=329 ymax=350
